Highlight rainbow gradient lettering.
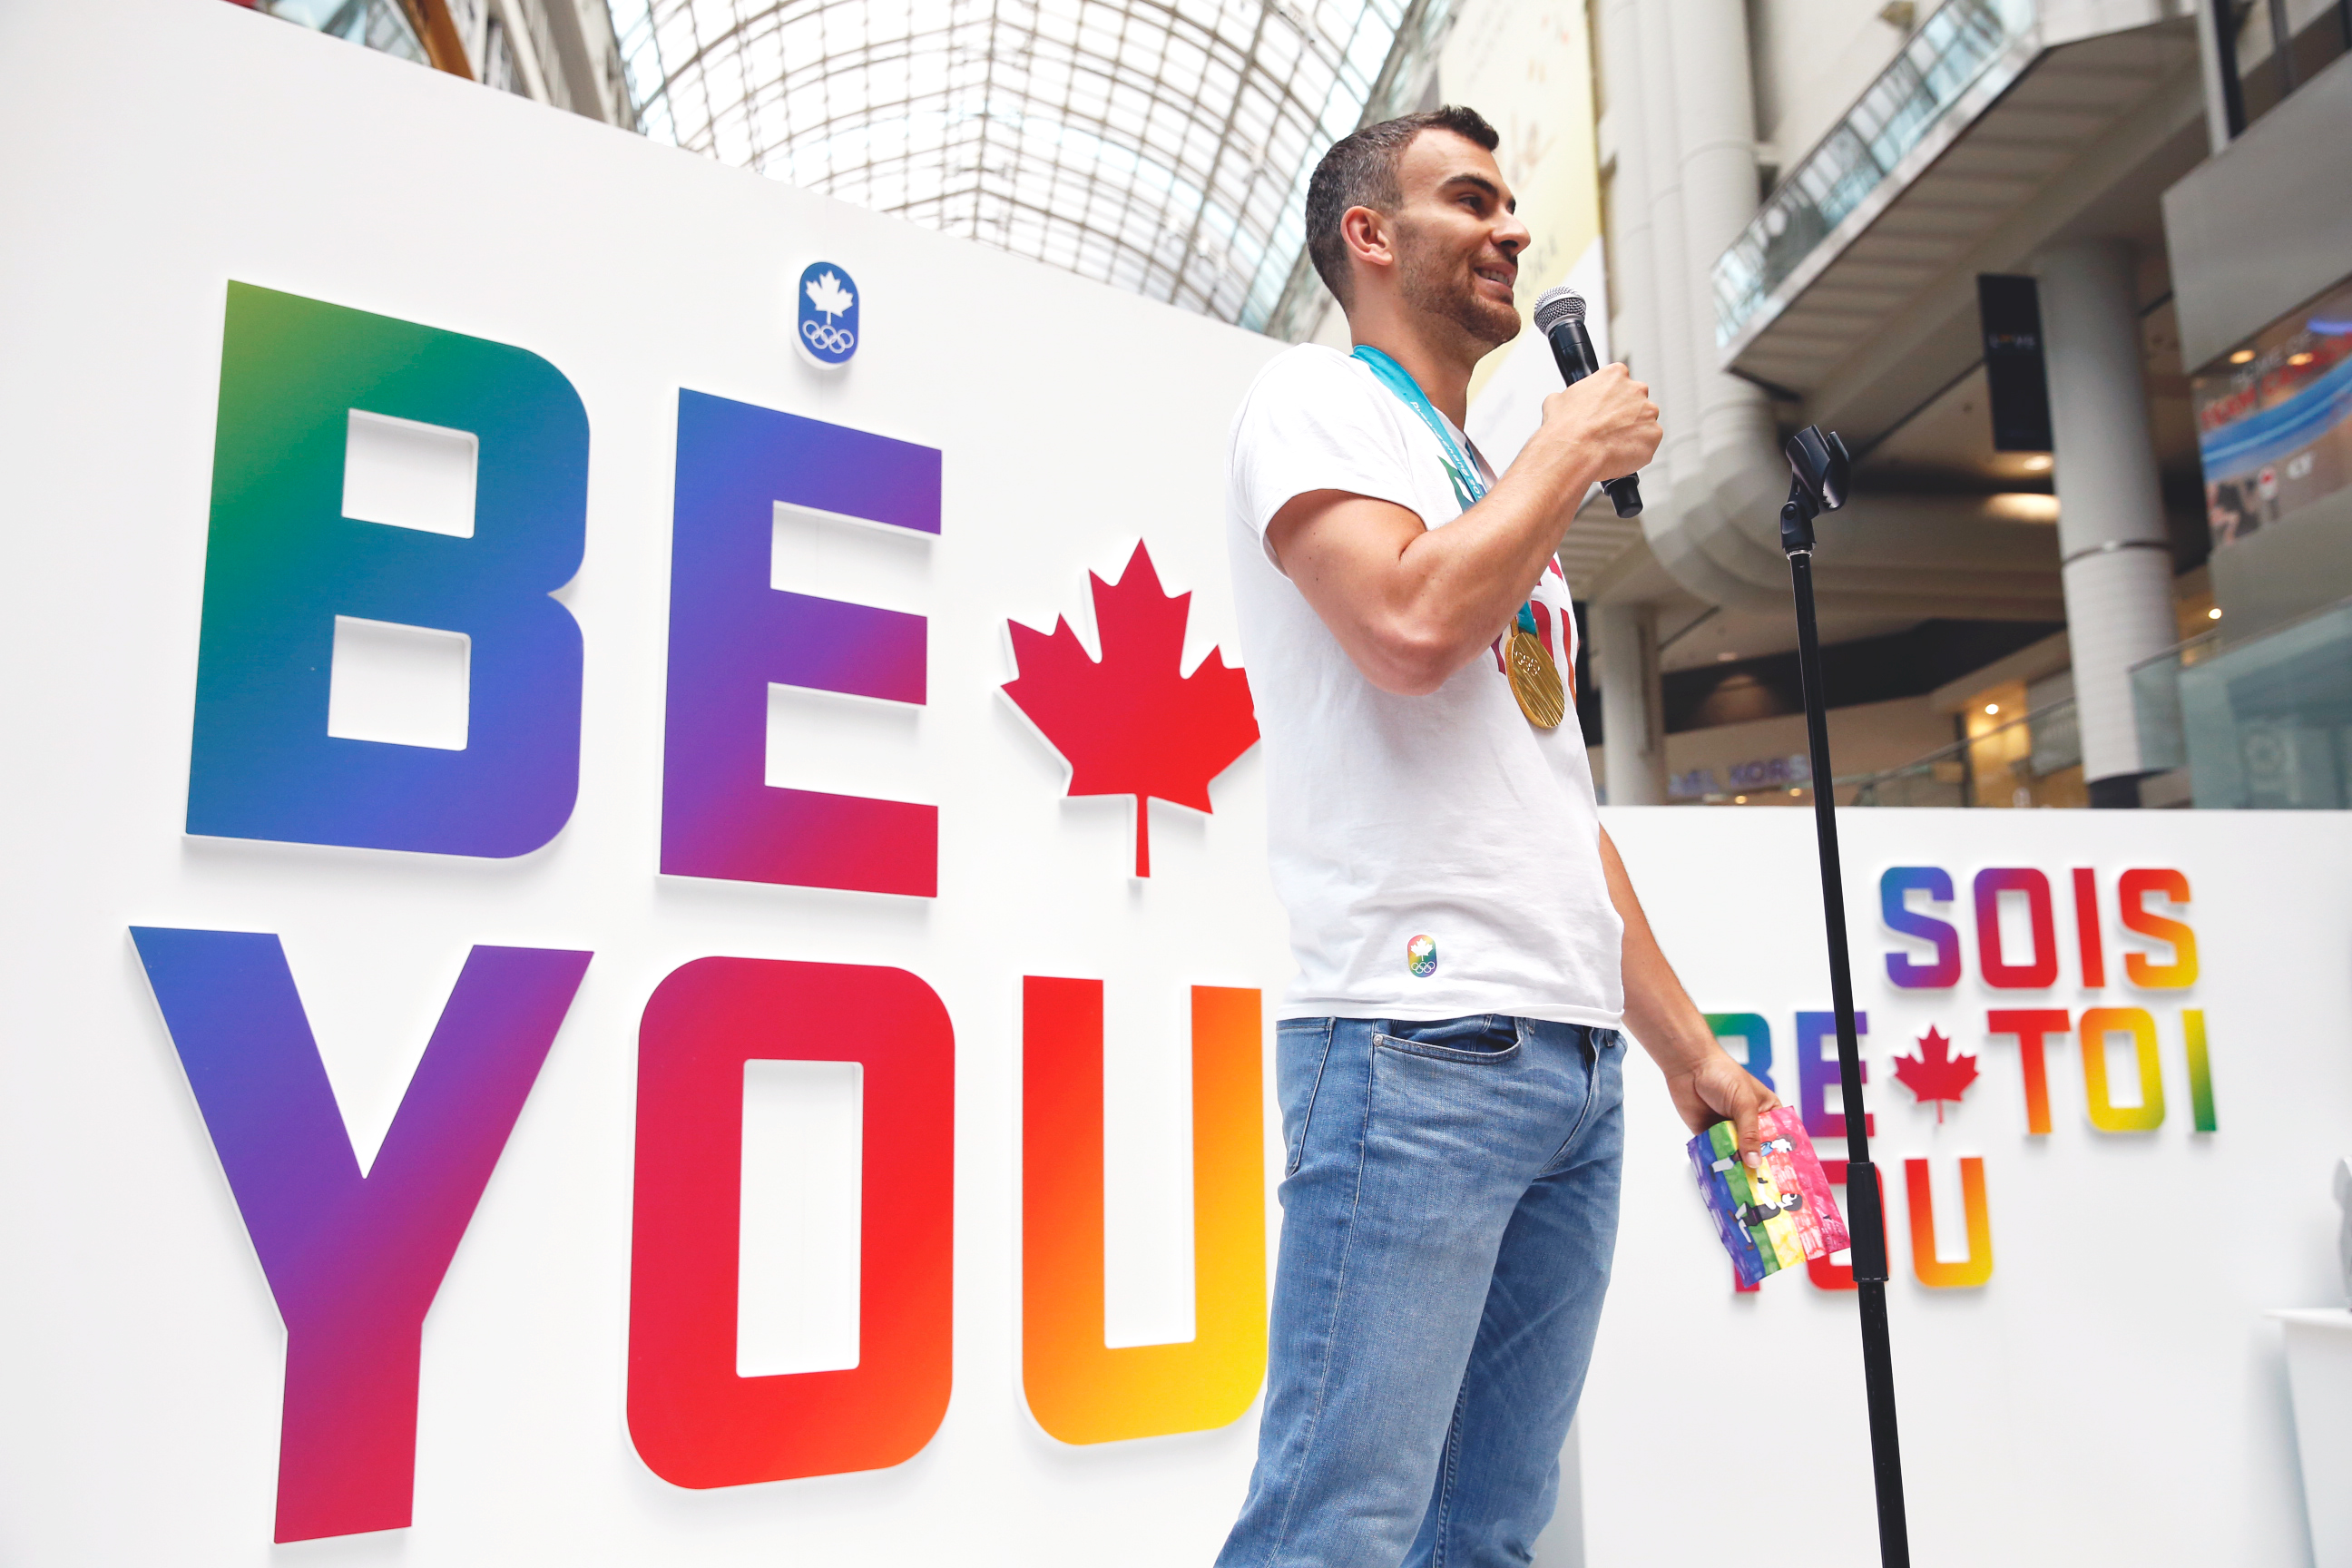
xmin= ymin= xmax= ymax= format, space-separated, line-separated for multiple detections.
xmin=1974 ymin=867 xmax=2059 ymax=987
xmin=2118 ymin=868 xmax=2198 ymax=985
xmin=1881 ymin=866 xmax=1962 ymax=988
xmin=1705 ymin=861 xmax=2221 ymax=1296
xmin=130 ymin=927 xmax=591 ymax=1542
xmin=1020 ymin=978 xmax=1267 ymax=1444
xmin=1984 ymin=1008 xmax=2071 ymax=1134
xmin=1795 ymin=1009 xmax=1872 ymax=1138
xmin=1877 ymin=864 xmax=2200 ymax=996
xmin=661 ymin=390 xmax=943 ymax=896
xmin=1705 ymin=1012 xmax=1773 ymax=1088
xmin=187 ymin=284 xmax=588 ymax=857
xmin=628 ymin=957 xmax=955 ymax=1487
xmin=1871 ymin=863 xmax=2213 ymax=1137
xmin=1905 ymin=1157 xmax=1994 ymax=1288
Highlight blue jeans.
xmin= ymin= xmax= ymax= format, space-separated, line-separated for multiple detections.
xmin=1216 ymin=1014 xmax=1625 ymax=1568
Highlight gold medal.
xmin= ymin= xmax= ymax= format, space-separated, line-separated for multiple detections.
xmin=1506 ymin=628 xmax=1565 ymax=729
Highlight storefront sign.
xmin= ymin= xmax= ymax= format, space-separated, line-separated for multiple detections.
xmin=2194 ymin=276 xmax=2352 ymax=545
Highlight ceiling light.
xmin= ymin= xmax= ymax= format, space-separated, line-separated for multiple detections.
xmin=1716 ymin=651 xmax=1738 ymax=662
xmin=2022 ymin=455 xmax=2052 ymax=471
xmin=1734 ymin=795 xmax=1748 ymax=804
xmin=2230 ymin=348 xmax=2257 ymax=364
xmin=2208 ymin=606 xmax=2223 ymax=620
xmin=2288 ymin=352 xmax=2316 ymax=367
xmin=1984 ymin=702 xmax=2000 ymax=715
xmin=1788 ymin=787 xmax=1802 ymax=796
xmin=1988 ymin=493 xmax=2061 ymax=523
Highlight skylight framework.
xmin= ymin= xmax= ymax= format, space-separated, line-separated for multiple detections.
xmin=611 ymin=0 xmax=1453 ymax=334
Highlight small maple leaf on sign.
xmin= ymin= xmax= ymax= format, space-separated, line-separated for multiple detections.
xmin=1891 ymin=1025 xmax=1979 ymax=1123
xmin=1002 ymin=542 xmax=1259 ymax=877
xmin=806 ymin=271 xmax=854 ymax=320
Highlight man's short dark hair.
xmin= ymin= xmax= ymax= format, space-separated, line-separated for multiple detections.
xmin=1305 ymin=106 xmax=1500 ymax=308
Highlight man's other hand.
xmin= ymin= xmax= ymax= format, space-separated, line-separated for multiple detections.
xmin=1663 ymin=1051 xmax=1783 ymax=1161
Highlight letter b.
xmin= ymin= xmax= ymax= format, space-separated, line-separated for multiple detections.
xmin=187 ymin=283 xmax=588 ymax=857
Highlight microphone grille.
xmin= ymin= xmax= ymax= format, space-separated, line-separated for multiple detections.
xmin=1532 ymin=286 xmax=1585 ymax=333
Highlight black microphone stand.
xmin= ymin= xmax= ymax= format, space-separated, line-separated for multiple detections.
xmin=1777 ymin=426 xmax=1911 ymax=1568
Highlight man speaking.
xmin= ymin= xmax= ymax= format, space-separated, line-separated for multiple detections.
xmin=1216 ymin=107 xmax=1780 ymax=1567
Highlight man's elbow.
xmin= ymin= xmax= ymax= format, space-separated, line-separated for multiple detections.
xmin=1359 ymin=620 xmax=1468 ymax=696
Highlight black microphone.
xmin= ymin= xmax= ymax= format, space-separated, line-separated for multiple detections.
xmin=1532 ymin=286 xmax=1642 ymax=518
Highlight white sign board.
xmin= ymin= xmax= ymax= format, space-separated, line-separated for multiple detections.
xmin=0 ymin=3 xmax=1287 ymax=1562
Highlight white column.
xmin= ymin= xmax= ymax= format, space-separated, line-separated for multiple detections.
xmin=2036 ymin=239 xmax=2178 ymax=791
xmin=1668 ymin=0 xmax=1767 ymax=409
xmin=2191 ymin=0 xmax=2235 ymax=155
xmin=1592 ymin=603 xmax=1666 ymax=804
xmin=1669 ymin=0 xmax=1782 ymax=550
xmin=1633 ymin=0 xmax=1695 ymax=490
xmin=1599 ymin=0 xmax=1656 ymax=387
xmin=1626 ymin=0 xmax=1794 ymax=611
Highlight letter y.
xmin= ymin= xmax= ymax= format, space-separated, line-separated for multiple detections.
xmin=130 ymin=928 xmax=591 ymax=1543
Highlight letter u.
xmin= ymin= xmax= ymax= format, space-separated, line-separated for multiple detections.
xmin=1021 ymin=977 xmax=1266 ymax=1443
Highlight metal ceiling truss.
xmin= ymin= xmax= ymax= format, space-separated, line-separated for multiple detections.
xmin=613 ymin=0 xmax=1454 ymax=332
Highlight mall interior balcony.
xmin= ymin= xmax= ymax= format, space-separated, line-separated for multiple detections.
xmin=1551 ymin=0 xmax=2352 ymax=813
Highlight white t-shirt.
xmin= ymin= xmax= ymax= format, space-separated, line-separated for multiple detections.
xmin=1226 ymin=344 xmax=1624 ymax=1027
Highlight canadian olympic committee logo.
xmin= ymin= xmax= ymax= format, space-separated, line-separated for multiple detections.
xmin=797 ymin=260 xmax=858 ymax=367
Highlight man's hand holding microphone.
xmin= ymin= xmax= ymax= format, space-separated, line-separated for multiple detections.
xmin=1534 ymin=287 xmax=1648 ymax=517
xmin=1516 ymin=287 xmax=1660 ymax=527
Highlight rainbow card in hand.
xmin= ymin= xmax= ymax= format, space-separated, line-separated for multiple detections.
xmin=1688 ymin=1107 xmax=1848 ymax=1288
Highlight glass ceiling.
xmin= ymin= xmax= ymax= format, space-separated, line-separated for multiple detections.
xmin=610 ymin=0 xmax=1455 ymax=335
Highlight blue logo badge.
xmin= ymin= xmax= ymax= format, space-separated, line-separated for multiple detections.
xmin=796 ymin=261 xmax=858 ymax=366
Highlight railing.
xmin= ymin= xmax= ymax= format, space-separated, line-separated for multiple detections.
xmin=1710 ymin=0 xmax=2038 ymax=350
xmin=2132 ymin=597 xmax=2352 ymax=808
xmin=1844 ymin=694 xmax=2082 ymax=807
xmin=2127 ymin=626 xmax=2223 ymax=773
xmin=2210 ymin=0 xmax=2352 ymax=142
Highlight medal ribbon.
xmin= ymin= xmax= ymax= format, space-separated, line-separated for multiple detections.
xmin=1352 ymin=343 xmax=1547 ymax=639
xmin=1354 ymin=345 xmax=1571 ymax=729
xmin=1351 ymin=345 xmax=1487 ymax=511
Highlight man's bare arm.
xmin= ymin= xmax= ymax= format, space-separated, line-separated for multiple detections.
xmin=1265 ymin=365 xmax=1659 ymax=696
xmin=1598 ymin=825 xmax=1782 ymax=1157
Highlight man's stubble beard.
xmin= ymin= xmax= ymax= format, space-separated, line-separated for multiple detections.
xmin=1395 ymin=220 xmax=1519 ymax=354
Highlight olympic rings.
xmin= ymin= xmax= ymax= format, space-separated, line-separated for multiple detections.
xmin=801 ymin=319 xmax=857 ymax=354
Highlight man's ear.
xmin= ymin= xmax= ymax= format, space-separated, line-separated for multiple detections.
xmin=1339 ymin=204 xmax=1394 ymax=279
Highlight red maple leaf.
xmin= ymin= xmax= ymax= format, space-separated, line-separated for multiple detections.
xmin=1002 ymin=542 xmax=1259 ymax=877
xmin=1891 ymin=1025 xmax=1979 ymax=1123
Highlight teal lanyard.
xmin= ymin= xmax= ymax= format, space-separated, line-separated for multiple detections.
xmin=1351 ymin=345 xmax=1487 ymax=510
xmin=1350 ymin=344 xmax=1540 ymax=640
